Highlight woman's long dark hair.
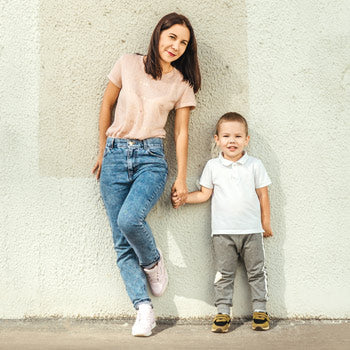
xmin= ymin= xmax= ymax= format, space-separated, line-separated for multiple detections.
xmin=144 ymin=13 xmax=201 ymax=93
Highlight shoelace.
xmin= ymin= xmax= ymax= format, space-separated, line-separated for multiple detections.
xmin=147 ymin=264 xmax=161 ymax=282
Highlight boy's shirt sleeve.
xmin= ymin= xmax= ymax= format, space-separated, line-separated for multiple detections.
xmin=199 ymin=161 xmax=214 ymax=189
xmin=254 ymin=159 xmax=272 ymax=189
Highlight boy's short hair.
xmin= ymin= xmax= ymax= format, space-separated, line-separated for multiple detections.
xmin=215 ymin=112 xmax=248 ymax=136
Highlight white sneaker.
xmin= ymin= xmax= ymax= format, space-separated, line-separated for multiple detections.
xmin=144 ymin=250 xmax=168 ymax=297
xmin=132 ymin=304 xmax=156 ymax=337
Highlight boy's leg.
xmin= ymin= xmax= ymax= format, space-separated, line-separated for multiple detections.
xmin=212 ymin=234 xmax=239 ymax=314
xmin=241 ymin=233 xmax=268 ymax=312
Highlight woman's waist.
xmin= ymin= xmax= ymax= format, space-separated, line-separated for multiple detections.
xmin=106 ymin=136 xmax=164 ymax=149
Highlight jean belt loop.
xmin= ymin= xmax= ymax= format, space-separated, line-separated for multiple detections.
xmin=143 ymin=139 xmax=148 ymax=151
xmin=111 ymin=138 xmax=115 ymax=148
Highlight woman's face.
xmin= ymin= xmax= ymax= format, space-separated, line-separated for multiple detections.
xmin=158 ymin=24 xmax=190 ymax=66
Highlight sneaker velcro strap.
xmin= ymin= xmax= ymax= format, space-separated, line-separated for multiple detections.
xmin=253 ymin=312 xmax=270 ymax=324
xmin=214 ymin=314 xmax=231 ymax=326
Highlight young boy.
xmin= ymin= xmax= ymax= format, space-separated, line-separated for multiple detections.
xmin=173 ymin=112 xmax=273 ymax=332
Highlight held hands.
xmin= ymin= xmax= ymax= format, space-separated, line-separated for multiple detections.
xmin=92 ymin=152 xmax=103 ymax=180
xmin=171 ymin=178 xmax=188 ymax=209
xmin=171 ymin=191 xmax=182 ymax=209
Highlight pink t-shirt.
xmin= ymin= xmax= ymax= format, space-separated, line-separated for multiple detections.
xmin=106 ymin=54 xmax=196 ymax=140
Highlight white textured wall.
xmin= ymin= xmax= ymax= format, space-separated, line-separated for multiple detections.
xmin=1 ymin=0 xmax=349 ymax=319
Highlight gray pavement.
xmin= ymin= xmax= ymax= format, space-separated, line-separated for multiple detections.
xmin=0 ymin=318 xmax=349 ymax=350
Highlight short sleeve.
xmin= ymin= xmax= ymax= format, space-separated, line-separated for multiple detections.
xmin=174 ymin=83 xmax=196 ymax=110
xmin=107 ymin=55 xmax=124 ymax=88
xmin=254 ymin=160 xmax=272 ymax=189
xmin=199 ymin=161 xmax=213 ymax=189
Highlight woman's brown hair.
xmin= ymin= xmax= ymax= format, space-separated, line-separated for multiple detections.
xmin=144 ymin=13 xmax=201 ymax=93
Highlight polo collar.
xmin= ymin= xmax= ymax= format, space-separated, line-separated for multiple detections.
xmin=219 ymin=151 xmax=249 ymax=166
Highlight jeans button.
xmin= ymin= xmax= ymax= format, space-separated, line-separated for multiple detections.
xmin=128 ymin=141 xmax=134 ymax=146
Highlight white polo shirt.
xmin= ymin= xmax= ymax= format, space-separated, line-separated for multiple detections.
xmin=200 ymin=152 xmax=271 ymax=235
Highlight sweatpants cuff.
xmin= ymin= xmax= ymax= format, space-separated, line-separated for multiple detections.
xmin=217 ymin=304 xmax=231 ymax=315
xmin=253 ymin=301 xmax=267 ymax=312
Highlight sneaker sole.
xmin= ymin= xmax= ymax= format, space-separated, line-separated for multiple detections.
xmin=146 ymin=250 xmax=169 ymax=297
xmin=252 ymin=325 xmax=269 ymax=331
xmin=211 ymin=328 xmax=229 ymax=333
xmin=132 ymin=322 xmax=156 ymax=337
xmin=152 ymin=274 xmax=168 ymax=297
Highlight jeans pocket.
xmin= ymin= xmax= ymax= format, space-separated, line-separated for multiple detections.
xmin=147 ymin=147 xmax=165 ymax=159
xmin=103 ymin=146 xmax=110 ymax=158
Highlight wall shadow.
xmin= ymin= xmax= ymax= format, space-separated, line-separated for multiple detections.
xmin=247 ymin=130 xmax=288 ymax=318
xmin=148 ymin=4 xmax=254 ymax=317
xmin=149 ymin=6 xmax=287 ymax=318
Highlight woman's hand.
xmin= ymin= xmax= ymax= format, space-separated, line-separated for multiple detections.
xmin=92 ymin=152 xmax=104 ymax=180
xmin=93 ymin=81 xmax=121 ymax=180
xmin=171 ymin=191 xmax=181 ymax=209
xmin=171 ymin=178 xmax=188 ymax=208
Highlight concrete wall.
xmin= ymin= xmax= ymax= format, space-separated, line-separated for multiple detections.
xmin=1 ymin=0 xmax=349 ymax=319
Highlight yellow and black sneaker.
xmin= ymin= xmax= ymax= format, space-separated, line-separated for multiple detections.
xmin=211 ymin=313 xmax=231 ymax=333
xmin=252 ymin=311 xmax=270 ymax=331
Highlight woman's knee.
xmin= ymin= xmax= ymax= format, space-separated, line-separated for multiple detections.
xmin=117 ymin=210 xmax=143 ymax=234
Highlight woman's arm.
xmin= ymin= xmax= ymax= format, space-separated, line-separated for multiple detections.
xmin=171 ymin=106 xmax=191 ymax=204
xmin=256 ymin=186 xmax=273 ymax=237
xmin=92 ymin=81 xmax=121 ymax=179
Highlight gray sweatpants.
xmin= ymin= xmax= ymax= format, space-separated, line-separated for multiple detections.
xmin=212 ymin=233 xmax=268 ymax=313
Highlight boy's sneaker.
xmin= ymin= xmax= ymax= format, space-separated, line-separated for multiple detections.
xmin=252 ymin=311 xmax=270 ymax=331
xmin=144 ymin=250 xmax=168 ymax=297
xmin=211 ymin=313 xmax=231 ymax=333
xmin=132 ymin=304 xmax=156 ymax=337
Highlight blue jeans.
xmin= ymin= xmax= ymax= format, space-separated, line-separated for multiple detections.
xmin=100 ymin=137 xmax=168 ymax=308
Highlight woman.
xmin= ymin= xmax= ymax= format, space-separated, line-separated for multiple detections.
xmin=92 ymin=12 xmax=201 ymax=336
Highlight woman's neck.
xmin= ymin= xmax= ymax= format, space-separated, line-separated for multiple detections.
xmin=160 ymin=61 xmax=173 ymax=74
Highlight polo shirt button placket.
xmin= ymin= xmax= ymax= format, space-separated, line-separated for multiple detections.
xmin=232 ymin=164 xmax=239 ymax=182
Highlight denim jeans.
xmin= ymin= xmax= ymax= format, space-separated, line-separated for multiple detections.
xmin=100 ymin=137 xmax=168 ymax=308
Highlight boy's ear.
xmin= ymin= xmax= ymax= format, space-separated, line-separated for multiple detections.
xmin=214 ymin=134 xmax=219 ymax=143
xmin=245 ymin=135 xmax=250 ymax=146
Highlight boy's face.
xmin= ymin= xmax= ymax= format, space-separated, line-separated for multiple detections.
xmin=214 ymin=121 xmax=250 ymax=162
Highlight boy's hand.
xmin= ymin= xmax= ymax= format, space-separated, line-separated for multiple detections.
xmin=262 ymin=222 xmax=273 ymax=237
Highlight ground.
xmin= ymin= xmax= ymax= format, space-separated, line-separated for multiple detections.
xmin=0 ymin=319 xmax=349 ymax=350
